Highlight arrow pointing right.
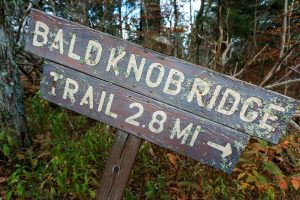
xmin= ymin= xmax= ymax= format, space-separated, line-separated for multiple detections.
xmin=207 ymin=141 xmax=232 ymax=158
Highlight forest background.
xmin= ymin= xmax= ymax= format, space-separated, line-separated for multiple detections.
xmin=0 ymin=0 xmax=300 ymax=199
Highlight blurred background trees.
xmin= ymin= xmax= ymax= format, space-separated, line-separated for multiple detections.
xmin=17 ymin=0 xmax=300 ymax=133
xmin=15 ymin=0 xmax=300 ymax=98
xmin=0 ymin=0 xmax=299 ymax=199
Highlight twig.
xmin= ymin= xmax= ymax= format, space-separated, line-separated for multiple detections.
xmin=279 ymin=0 xmax=288 ymax=59
xmin=260 ymin=42 xmax=300 ymax=87
xmin=18 ymin=66 xmax=33 ymax=83
xmin=65 ymin=114 xmax=75 ymax=131
xmin=233 ymin=44 xmax=268 ymax=78
xmin=273 ymin=64 xmax=300 ymax=84
xmin=16 ymin=1 xmax=33 ymax=45
xmin=290 ymin=120 xmax=300 ymax=132
xmin=264 ymin=78 xmax=300 ymax=89
xmin=290 ymin=64 xmax=300 ymax=75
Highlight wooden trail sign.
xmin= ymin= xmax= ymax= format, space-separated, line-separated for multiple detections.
xmin=25 ymin=9 xmax=299 ymax=144
xmin=24 ymin=9 xmax=299 ymax=198
xmin=40 ymin=62 xmax=249 ymax=173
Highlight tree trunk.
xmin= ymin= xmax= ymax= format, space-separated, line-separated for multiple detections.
xmin=141 ymin=0 xmax=162 ymax=43
xmin=173 ymin=0 xmax=178 ymax=57
xmin=141 ymin=0 xmax=173 ymax=55
xmin=188 ymin=0 xmax=211 ymax=65
xmin=0 ymin=0 xmax=29 ymax=146
xmin=142 ymin=0 xmax=161 ymax=34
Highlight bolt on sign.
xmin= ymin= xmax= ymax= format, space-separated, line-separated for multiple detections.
xmin=25 ymin=9 xmax=299 ymax=173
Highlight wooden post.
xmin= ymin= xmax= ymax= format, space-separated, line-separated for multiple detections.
xmin=96 ymin=32 xmax=172 ymax=200
xmin=96 ymin=130 xmax=142 ymax=200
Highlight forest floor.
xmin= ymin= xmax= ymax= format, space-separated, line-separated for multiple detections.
xmin=0 ymin=77 xmax=300 ymax=200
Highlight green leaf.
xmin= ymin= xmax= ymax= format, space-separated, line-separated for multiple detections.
xmin=7 ymin=134 xmax=13 ymax=146
xmin=75 ymin=183 xmax=81 ymax=192
xmin=56 ymin=174 xmax=65 ymax=189
xmin=16 ymin=182 xmax=25 ymax=196
xmin=6 ymin=191 xmax=12 ymax=200
xmin=263 ymin=162 xmax=283 ymax=178
xmin=89 ymin=190 xmax=96 ymax=198
xmin=8 ymin=171 xmax=20 ymax=185
xmin=256 ymin=174 xmax=267 ymax=185
xmin=2 ymin=144 xmax=10 ymax=158
xmin=246 ymin=175 xmax=256 ymax=183
xmin=0 ymin=131 xmax=4 ymax=141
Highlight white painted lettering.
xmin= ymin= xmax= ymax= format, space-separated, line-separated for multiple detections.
xmin=106 ymin=48 xmax=126 ymax=75
xmin=50 ymin=29 xmax=64 ymax=54
xmin=97 ymin=91 xmax=106 ymax=112
xmin=49 ymin=71 xmax=63 ymax=96
xmin=145 ymin=63 xmax=165 ymax=88
xmin=163 ymin=69 xmax=185 ymax=95
xmin=68 ymin=33 xmax=80 ymax=60
xmin=259 ymin=104 xmax=285 ymax=132
xmin=85 ymin=40 xmax=102 ymax=66
xmin=216 ymin=88 xmax=241 ymax=115
xmin=63 ymin=78 xmax=79 ymax=103
xmin=240 ymin=97 xmax=262 ymax=122
xmin=33 ymin=21 xmax=49 ymax=47
xmin=125 ymin=54 xmax=145 ymax=81
xmin=80 ymin=86 xmax=94 ymax=109
xmin=170 ymin=118 xmax=201 ymax=147
xmin=207 ymin=85 xmax=222 ymax=109
xmin=105 ymin=94 xmax=118 ymax=118
xmin=186 ymin=78 xmax=210 ymax=107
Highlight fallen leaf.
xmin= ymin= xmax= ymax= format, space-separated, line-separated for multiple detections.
xmin=167 ymin=153 xmax=179 ymax=166
xmin=238 ymin=182 xmax=250 ymax=191
xmin=291 ymin=176 xmax=300 ymax=190
xmin=16 ymin=152 xmax=25 ymax=160
xmin=278 ymin=179 xmax=288 ymax=190
xmin=274 ymin=156 xmax=284 ymax=162
xmin=238 ymin=172 xmax=248 ymax=180
xmin=0 ymin=177 xmax=7 ymax=184
xmin=233 ymin=168 xmax=242 ymax=173
xmin=31 ymin=158 xmax=39 ymax=168
xmin=36 ymin=150 xmax=51 ymax=159
xmin=283 ymin=140 xmax=290 ymax=145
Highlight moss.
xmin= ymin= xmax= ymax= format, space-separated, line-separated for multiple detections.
xmin=234 ymin=140 xmax=247 ymax=153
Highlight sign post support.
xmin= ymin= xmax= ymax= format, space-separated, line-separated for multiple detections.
xmin=96 ymin=131 xmax=141 ymax=199
xmin=97 ymin=32 xmax=169 ymax=200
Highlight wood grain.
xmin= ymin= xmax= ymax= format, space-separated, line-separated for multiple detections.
xmin=96 ymin=131 xmax=141 ymax=200
xmin=40 ymin=62 xmax=250 ymax=173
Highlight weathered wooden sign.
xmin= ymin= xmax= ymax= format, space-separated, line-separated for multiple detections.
xmin=25 ymin=9 xmax=299 ymax=145
xmin=40 ymin=62 xmax=249 ymax=173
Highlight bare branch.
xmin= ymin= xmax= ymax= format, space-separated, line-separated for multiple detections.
xmin=221 ymin=38 xmax=233 ymax=67
xmin=233 ymin=44 xmax=268 ymax=78
xmin=259 ymin=42 xmax=300 ymax=87
xmin=273 ymin=63 xmax=300 ymax=84
xmin=265 ymin=78 xmax=300 ymax=89
xmin=290 ymin=120 xmax=300 ymax=132
xmin=279 ymin=0 xmax=288 ymax=59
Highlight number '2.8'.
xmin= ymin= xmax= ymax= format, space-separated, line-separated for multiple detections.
xmin=125 ymin=102 xmax=167 ymax=134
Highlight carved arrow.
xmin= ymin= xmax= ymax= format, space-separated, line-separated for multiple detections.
xmin=207 ymin=141 xmax=232 ymax=158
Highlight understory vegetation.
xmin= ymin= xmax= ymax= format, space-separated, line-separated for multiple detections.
xmin=0 ymin=94 xmax=299 ymax=199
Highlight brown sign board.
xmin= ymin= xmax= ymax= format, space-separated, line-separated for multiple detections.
xmin=40 ymin=62 xmax=249 ymax=173
xmin=25 ymin=9 xmax=299 ymax=144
